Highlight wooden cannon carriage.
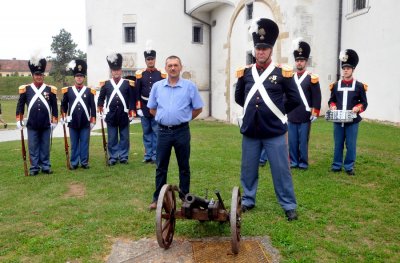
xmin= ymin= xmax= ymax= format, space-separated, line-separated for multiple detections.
xmin=155 ymin=184 xmax=242 ymax=254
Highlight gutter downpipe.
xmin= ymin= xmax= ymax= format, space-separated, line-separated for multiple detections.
xmin=184 ymin=0 xmax=212 ymax=117
xmin=337 ymin=0 xmax=343 ymax=81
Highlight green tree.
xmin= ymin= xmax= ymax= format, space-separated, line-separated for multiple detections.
xmin=50 ymin=29 xmax=86 ymax=85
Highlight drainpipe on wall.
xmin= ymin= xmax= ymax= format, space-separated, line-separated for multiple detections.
xmin=184 ymin=0 xmax=212 ymax=117
xmin=336 ymin=0 xmax=343 ymax=81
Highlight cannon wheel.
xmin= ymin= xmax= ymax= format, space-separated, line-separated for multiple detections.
xmin=156 ymin=184 xmax=176 ymax=249
xmin=230 ymin=186 xmax=241 ymax=254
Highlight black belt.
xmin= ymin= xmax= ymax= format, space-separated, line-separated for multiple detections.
xmin=158 ymin=122 xmax=188 ymax=130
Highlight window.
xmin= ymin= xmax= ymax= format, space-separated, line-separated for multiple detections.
xmin=353 ymin=0 xmax=366 ymax=11
xmin=246 ymin=3 xmax=253 ymax=20
xmin=124 ymin=24 xmax=136 ymax=43
xmin=346 ymin=0 xmax=370 ymax=19
xmin=193 ymin=25 xmax=203 ymax=44
xmin=246 ymin=51 xmax=255 ymax=65
xmin=88 ymin=29 xmax=92 ymax=45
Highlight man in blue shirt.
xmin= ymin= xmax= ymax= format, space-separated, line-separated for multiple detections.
xmin=147 ymin=55 xmax=204 ymax=210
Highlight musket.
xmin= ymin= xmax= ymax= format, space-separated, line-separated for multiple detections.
xmin=19 ymin=114 xmax=28 ymax=176
xmin=100 ymin=116 xmax=109 ymax=166
xmin=61 ymin=106 xmax=71 ymax=170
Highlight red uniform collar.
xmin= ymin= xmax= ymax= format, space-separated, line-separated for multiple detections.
xmin=342 ymin=78 xmax=354 ymax=85
xmin=256 ymin=61 xmax=272 ymax=71
xmin=297 ymin=70 xmax=306 ymax=77
xmin=113 ymin=77 xmax=121 ymax=84
xmin=146 ymin=67 xmax=157 ymax=72
xmin=33 ymin=81 xmax=43 ymax=87
xmin=75 ymin=84 xmax=83 ymax=89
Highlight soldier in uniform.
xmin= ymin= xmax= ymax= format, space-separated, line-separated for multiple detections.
xmin=97 ymin=53 xmax=136 ymax=165
xmin=135 ymin=48 xmax=166 ymax=163
xmin=328 ymin=49 xmax=368 ymax=176
xmin=288 ymin=39 xmax=321 ymax=170
xmin=235 ymin=18 xmax=302 ymax=221
xmin=61 ymin=59 xmax=96 ymax=169
xmin=16 ymin=57 xmax=58 ymax=175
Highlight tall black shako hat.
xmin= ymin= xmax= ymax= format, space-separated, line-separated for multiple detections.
xmin=339 ymin=49 xmax=359 ymax=69
xmin=144 ymin=40 xmax=156 ymax=59
xmin=292 ymin=38 xmax=311 ymax=60
xmin=67 ymin=59 xmax=87 ymax=76
xmin=249 ymin=18 xmax=279 ymax=48
xmin=28 ymin=56 xmax=46 ymax=75
xmin=106 ymin=53 xmax=123 ymax=70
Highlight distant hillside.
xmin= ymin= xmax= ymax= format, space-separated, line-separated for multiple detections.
xmin=0 ymin=76 xmax=75 ymax=96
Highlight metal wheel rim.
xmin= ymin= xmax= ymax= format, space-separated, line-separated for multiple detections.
xmin=230 ymin=186 xmax=241 ymax=254
xmin=156 ymin=184 xmax=176 ymax=249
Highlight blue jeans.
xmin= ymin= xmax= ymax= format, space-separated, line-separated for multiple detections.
xmin=241 ymin=134 xmax=297 ymax=211
xmin=288 ymin=122 xmax=311 ymax=169
xmin=69 ymin=127 xmax=90 ymax=167
xmin=332 ymin=122 xmax=359 ymax=171
xmin=27 ymin=128 xmax=51 ymax=172
xmin=260 ymin=148 xmax=268 ymax=163
xmin=107 ymin=124 xmax=130 ymax=163
xmin=140 ymin=116 xmax=158 ymax=161
xmin=153 ymin=124 xmax=191 ymax=201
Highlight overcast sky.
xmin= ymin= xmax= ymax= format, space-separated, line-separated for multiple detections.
xmin=0 ymin=0 xmax=86 ymax=60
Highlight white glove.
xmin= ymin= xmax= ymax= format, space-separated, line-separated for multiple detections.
xmin=90 ymin=122 xmax=95 ymax=130
xmin=310 ymin=115 xmax=318 ymax=123
xmin=99 ymin=113 xmax=106 ymax=120
xmin=51 ymin=122 xmax=58 ymax=130
xmin=16 ymin=120 xmax=24 ymax=130
xmin=60 ymin=118 xmax=65 ymax=125
xmin=137 ymin=109 xmax=144 ymax=117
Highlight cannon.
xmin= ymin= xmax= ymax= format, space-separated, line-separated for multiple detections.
xmin=155 ymin=184 xmax=242 ymax=254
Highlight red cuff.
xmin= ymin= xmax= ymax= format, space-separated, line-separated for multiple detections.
xmin=355 ymin=103 xmax=364 ymax=113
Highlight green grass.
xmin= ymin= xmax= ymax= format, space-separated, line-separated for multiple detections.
xmin=0 ymin=120 xmax=399 ymax=262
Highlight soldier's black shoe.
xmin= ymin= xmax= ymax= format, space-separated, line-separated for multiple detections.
xmin=346 ymin=169 xmax=355 ymax=176
xmin=70 ymin=165 xmax=78 ymax=170
xmin=109 ymin=161 xmax=116 ymax=166
xmin=241 ymin=205 xmax=254 ymax=213
xmin=142 ymin=159 xmax=152 ymax=163
xmin=29 ymin=171 xmax=39 ymax=176
xmin=120 ymin=160 xmax=128 ymax=164
xmin=285 ymin=209 xmax=298 ymax=221
xmin=259 ymin=161 xmax=266 ymax=167
xmin=42 ymin=169 xmax=53 ymax=174
xmin=81 ymin=165 xmax=90 ymax=169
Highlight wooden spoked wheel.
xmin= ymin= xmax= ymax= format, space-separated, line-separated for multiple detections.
xmin=156 ymin=184 xmax=176 ymax=249
xmin=230 ymin=186 xmax=241 ymax=254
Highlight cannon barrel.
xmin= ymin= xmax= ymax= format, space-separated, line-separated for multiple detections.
xmin=185 ymin=193 xmax=209 ymax=209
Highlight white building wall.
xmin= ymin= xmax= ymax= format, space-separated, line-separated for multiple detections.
xmin=341 ymin=0 xmax=400 ymax=122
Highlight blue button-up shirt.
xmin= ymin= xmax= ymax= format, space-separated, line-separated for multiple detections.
xmin=147 ymin=78 xmax=204 ymax=126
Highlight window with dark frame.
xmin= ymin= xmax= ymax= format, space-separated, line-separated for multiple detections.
xmin=246 ymin=3 xmax=253 ymax=20
xmin=88 ymin=29 xmax=92 ymax=45
xmin=124 ymin=24 xmax=135 ymax=43
xmin=193 ymin=25 xmax=203 ymax=44
xmin=246 ymin=51 xmax=255 ymax=65
xmin=353 ymin=0 xmax=366 ymax=11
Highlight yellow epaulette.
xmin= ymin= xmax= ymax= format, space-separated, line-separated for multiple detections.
xmin=236 ymin=67 xmax=245 ymax=78
xmin=363 ymin=83 xmax=368 ymax=91
xmin=18 ymin=85 xmax=27 ymax=94
xmin=90 ymin=88 xmax=96 ymax=95
xmin=62 ymin=87 xmax=69 ymax=94
xmin=128 ymin=79 xmax=135 ymax=87
xmin=99 ymin=80 xmax=106 ymax=87
xmin=329 ymin=82 xmax=335 ymax=91
xmin=309 ymin=73 xmax=319 ymax=84
xmin=50 ymin=85 xmax=58 ymax=94
xmin=160 ymin=69 xmax=167 ymax=79
xmin=281 ymin=65 xmax=293 ymax=78
xmin=135 ymin=70 xmax=143 ymax=79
